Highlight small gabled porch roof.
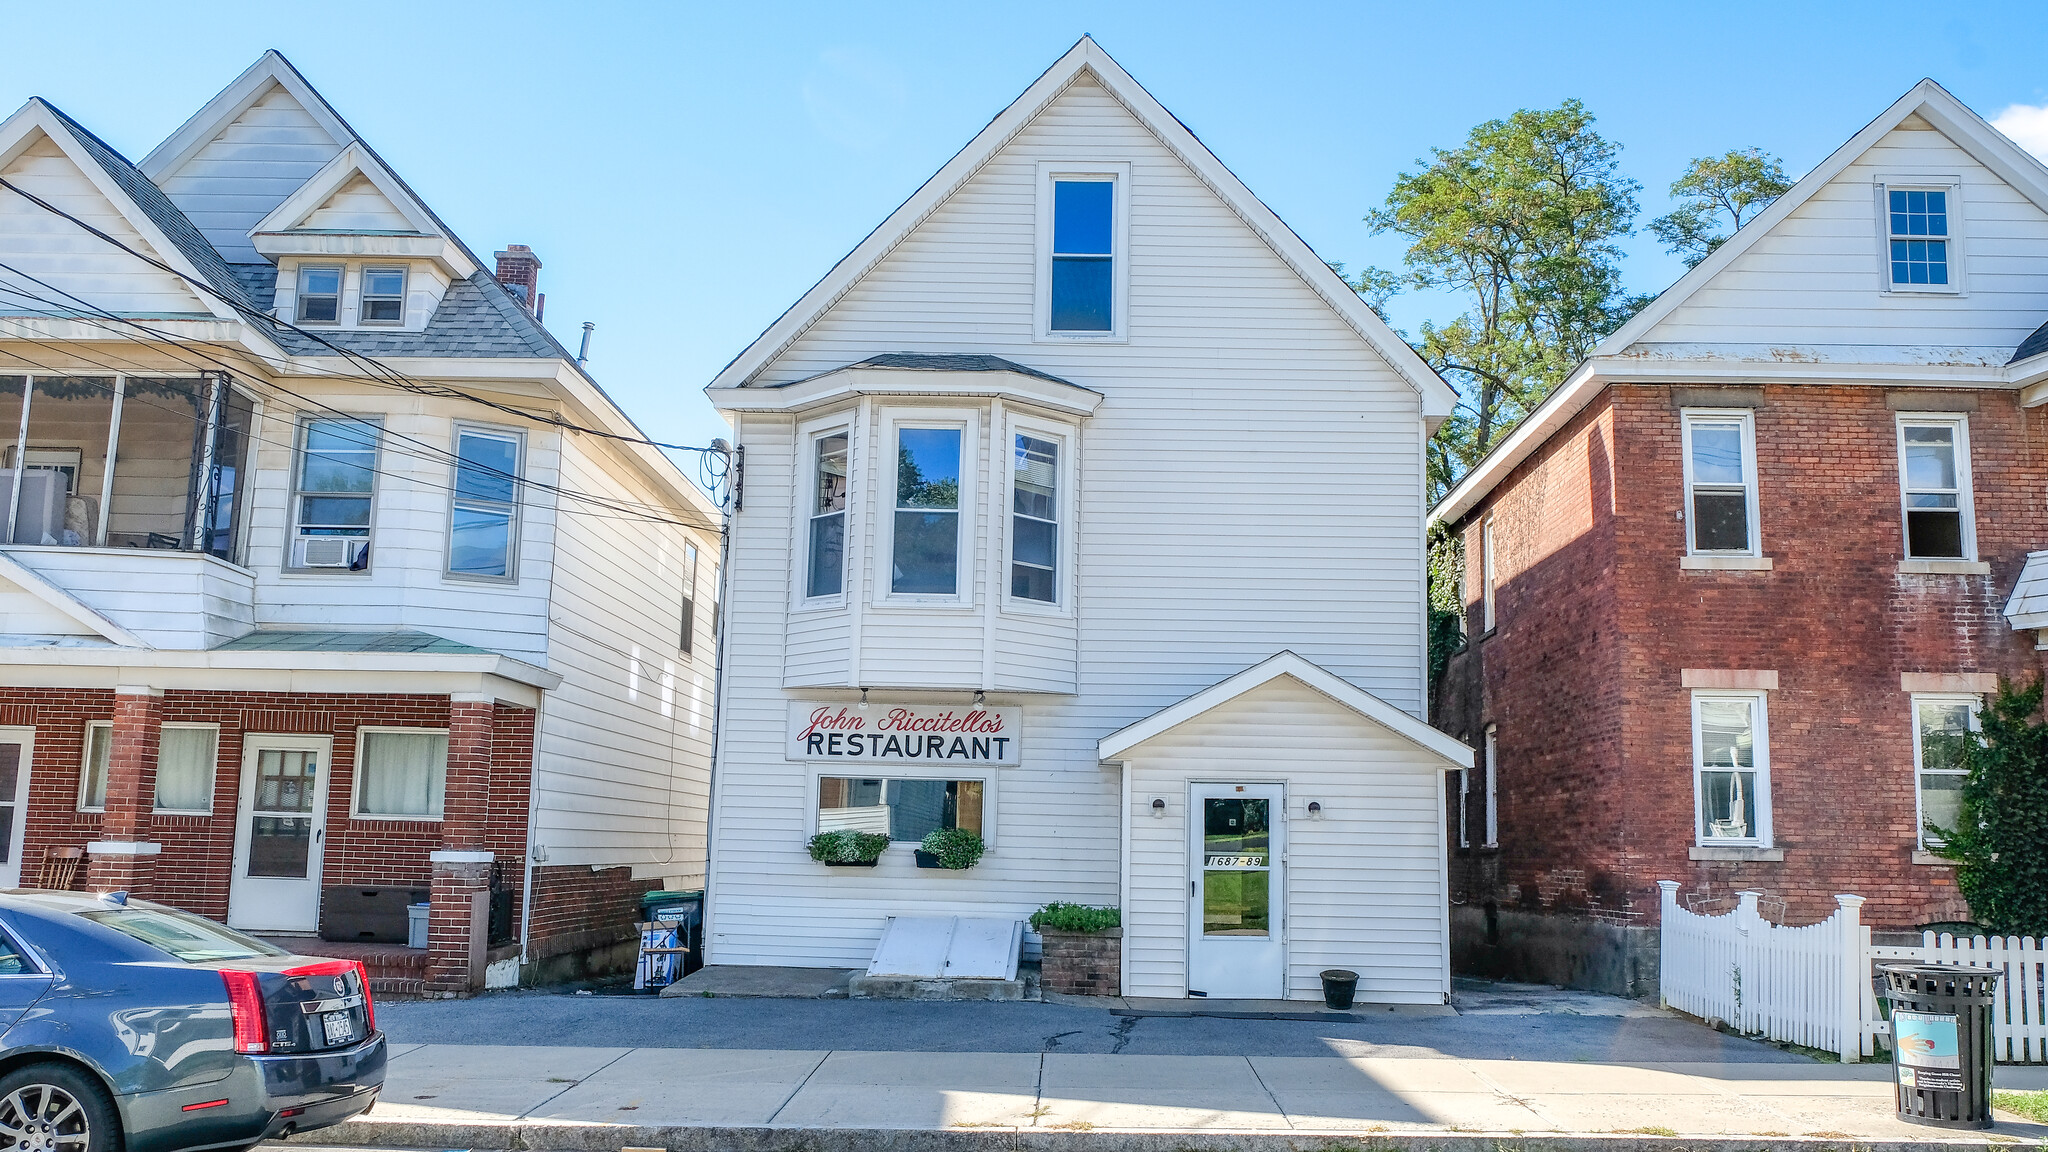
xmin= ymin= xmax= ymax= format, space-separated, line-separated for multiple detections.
xmin=1096 ymin=650 xmax=1472 ymax=767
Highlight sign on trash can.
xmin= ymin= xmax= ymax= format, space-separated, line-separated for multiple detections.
xmin=1880 ymin=964 xmax=2000 ymax=1129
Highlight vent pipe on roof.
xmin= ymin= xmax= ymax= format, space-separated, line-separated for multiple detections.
xmin=577 ymin=322 xmax=595 ymax=367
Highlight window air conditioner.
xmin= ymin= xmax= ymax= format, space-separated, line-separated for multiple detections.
xmin=293 ymin=536 xmax=367 ymax=569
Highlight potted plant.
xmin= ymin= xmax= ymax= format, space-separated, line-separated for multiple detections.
xmin=914 ymin=827 xmax=985 ymax=869
xmin=1031 ymin=902 xmax=1121 ymax=996
xmin=807 ymin=830 xmax=890 ymax=867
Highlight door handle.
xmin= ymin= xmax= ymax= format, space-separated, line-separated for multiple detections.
xmin=316 ymin=829 xmax=324 ymax=843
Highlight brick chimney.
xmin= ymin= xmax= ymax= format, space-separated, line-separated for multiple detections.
xmin=494 ymin=245 xmax=544 ymax=320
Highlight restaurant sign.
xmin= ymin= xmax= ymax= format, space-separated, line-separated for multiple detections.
xmin=788 ymin=702 xmax=1020 ymax=766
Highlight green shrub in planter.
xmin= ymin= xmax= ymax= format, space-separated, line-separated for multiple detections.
xmin=807 ymin=830 xmax=890 ymax=864
xmin=1030 ymin=902 xmax=1120 ymax=933
xmin=918 ymin=827 xmax=985 ymax=869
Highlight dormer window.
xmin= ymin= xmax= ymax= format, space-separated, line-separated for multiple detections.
xmin=297 ymin=266 xmax=341 ymax=324
xmin=361 ymin=267 xmax=406 ymax=324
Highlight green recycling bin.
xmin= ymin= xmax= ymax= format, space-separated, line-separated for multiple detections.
xmin=638 ymin=889 xmax=704 ymax=976
xmin=1881 ymin=963 xmax=2000 ymax=1129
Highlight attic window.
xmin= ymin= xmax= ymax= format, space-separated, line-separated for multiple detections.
xmin=361 ymin=267 xmax=406 ymax=324
xmin=1036 ymin=163 xmax=1129 ymax=340
xmin=1878 ymin=179 xmax=1962 ymax=294
xmin=297 ymin=266 xmax=341 ymax=324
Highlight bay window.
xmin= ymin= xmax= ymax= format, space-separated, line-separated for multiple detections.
xmin=891 ymin=425 xmax=963 ymax=596
xmin=1010 ymin=433 xmax=1059 ymax=602
xmin=1693 ymin=692 xmax=1770 ymax=845
xmin=1681 ymin=409 xmax=1758 ymax=555
xmin=806 ymin=431 xmax=848 ymax=599
xmin=353 ymin=729 xmax=449 ymax=819
xmin=1913 ymin=695 xmax=1976 ymax=848
xmin=447 ymin=424 xmax=522 ymax=580
xmin=1898 ymin=417 xmax=1973 ymax=560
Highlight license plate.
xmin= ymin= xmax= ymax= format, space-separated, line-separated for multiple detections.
xmin=322 ymin=1011 xmax=355 ymax=1046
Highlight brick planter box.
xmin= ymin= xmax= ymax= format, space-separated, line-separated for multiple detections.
xmin=1038 ymin=927 xmax=1121 ymax=996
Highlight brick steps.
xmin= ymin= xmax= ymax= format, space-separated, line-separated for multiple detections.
xmin=263 ymin=937 xmax=431 ymax=1002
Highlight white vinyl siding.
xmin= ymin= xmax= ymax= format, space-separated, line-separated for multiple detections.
xmin=0 ymin=135 xmax=212 ymax=315
xmin=152 ymin=81 xmax=346 ymax=263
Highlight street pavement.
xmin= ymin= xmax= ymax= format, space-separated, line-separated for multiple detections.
xmin=280 ymin=981 xmax=2048 ymax=1147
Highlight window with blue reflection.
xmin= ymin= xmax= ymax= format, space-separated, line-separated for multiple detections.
xmin=1051 ymin=179 xmax=1113 ymax=331
xmin=448 ymin=427 xmax=521 ymax=578
xmin=1888 ymin=189 xmax=1949 ymax=286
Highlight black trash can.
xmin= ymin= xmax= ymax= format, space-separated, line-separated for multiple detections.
xmin=1880 ymin=963 xmax=2000 ymax=1129
xmin=639 ymin=890 xmax=705 ymax=976
xmin=1320 ymin=969 xmax=1358 ymax=1010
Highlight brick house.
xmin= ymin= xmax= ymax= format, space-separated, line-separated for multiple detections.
xmin=0 ymin=54 xmax=720 ymax=994
xmin=1429 ymin=80 xmax=2048 ymax=997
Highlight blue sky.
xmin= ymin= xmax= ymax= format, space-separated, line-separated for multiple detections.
xmin=8 ymin=1 xmax=2048 ymax=459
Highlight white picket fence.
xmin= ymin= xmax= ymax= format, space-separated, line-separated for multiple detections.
xmin=1658 ymin=881 xmax=2048 ymax=1063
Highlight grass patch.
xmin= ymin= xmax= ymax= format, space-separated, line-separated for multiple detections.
xmin=1995 ymin=1090 xmax=2048 ymax=1123
xmin=1613 ymin=1127 xmax=1679 ymax=1137
xmin=1047 ymin=1119 xmax=1095 ymax=1130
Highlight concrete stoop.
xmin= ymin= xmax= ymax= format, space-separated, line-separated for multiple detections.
xmin=849 ymin=974 xmax=1027 ymax=1001
xmin=292 ymin=1120 xmax=2044 ymax=1151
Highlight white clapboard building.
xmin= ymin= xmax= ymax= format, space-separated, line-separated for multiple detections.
xmin=703 ymin=38 xmax=1470 ymax=1002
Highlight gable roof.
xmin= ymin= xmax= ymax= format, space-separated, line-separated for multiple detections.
xmin=1430 ymin=78 xmax=2048 ymax=529
xmin=709 ymin=37 xmax=1456 ymax=423
xmin=139 ymin=50 xmax=351 ymax=183
xmin=1096 ymin=650 xmax=1472 ymax=766
xmin=251 ymin=141 xmax=440 ymax=237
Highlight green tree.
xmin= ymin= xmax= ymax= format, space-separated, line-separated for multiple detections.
xmin=1366 ymin=100 xmax=1642 ymax=504
xmin=1928 ymin=678 xmax=2048 ymax=935
xmin=1649 ymin=149 xmax=1792 ymax=269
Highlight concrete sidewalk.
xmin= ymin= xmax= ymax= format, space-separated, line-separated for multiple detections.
xmin=295 ymin=1041 xmax=2048 ymax=1150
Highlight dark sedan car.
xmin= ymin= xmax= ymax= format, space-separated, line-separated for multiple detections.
xmin=0 ymin=890 xmax=385 ymax=1152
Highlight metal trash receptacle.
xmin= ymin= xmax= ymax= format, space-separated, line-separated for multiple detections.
xmin=1880 ymin=963 xmax=2001 ymax=1129
xmin=638 ymin=890 xmax=704 ymax=976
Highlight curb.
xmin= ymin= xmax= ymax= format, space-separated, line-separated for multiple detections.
xmin=290 ymin=1118 xmax=2046 ymax=1151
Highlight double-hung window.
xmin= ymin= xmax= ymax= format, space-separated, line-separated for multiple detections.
xmin=1010 ymin=433 xmax=1059 ymax=603
xmin=1482 ymin=725 xmax=1499 ymax=848
xmin=1897 ymin=417 xmax=1973 ymax=560
xmin=891 ymin=425 xmax=963 ymax=596
xmin=354 ymin=729 xmax=449 ymax=819
xmin=1885 ymin=186 xmax=1954 ymax=290
xmin=296 ymin=265 xmax=341 ymax=324
xmin=291 ymin=417 xmax=379 ymax=570
xmin=1913 ymin=696 xmax=1976 ymax=848
xmin=447 ymin=425 xmax=522 ymax=580
xmin=1039 ymin=164 xmax=1126 ymax=339
xmin=1693 ymin=692 xmax=1770 ymax=846
xmin=1682 ymin=410 xmax=1758 ymax=555
xmin=360 ymin=267 xmax=407 ymax=324
xmin=1451 ymin=768 xmax=1469 ymax=849
xmin=806 ymin=432 xmax=849 ymax=599
xmin=1480 ymin=516 xmax=1497 ymax=631
xmin=679 ymin=542 xmax=700 ymax=654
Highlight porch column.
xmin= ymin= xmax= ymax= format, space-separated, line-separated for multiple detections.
xmin=426 ymin=694 xmax=495 ymax=994
xmin=88 ymin=685 xmax=162 ymax=896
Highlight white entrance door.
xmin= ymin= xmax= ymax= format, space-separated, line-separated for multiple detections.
xmin=227 ymin=735 xmax=330 ymax=933
xmin=0 ymin=729 xmax=33 ymax=888
xmin=1187 ymin=783 xmax=1284 ymax=999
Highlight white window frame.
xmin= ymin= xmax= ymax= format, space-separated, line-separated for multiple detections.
xmin=443 ymin=421 xmax=524 ymax=584
xmin=1895 ymin=414 xmax=1976 ymax=562
xmin=1680 ymin=409 xmax=1761 ymax=557
xmin=1034 ymin=161 xmax=1131 ymax=343
xmin=358 ymin=266 xmax=408 ymax=325
xmin=797 ymin=417 xmax=854 ymax=609
xmin=877 ymin=407 xmax=978 ymax=606
xmin=1001 ymin=412 xmax=1077 ymax=615
xmin=153 ymin=722 xmax=219 ymax=815
xmin=287 ymin=414 xmax=381 ymax=574
xmin=679 ymin=541 xmax=700 ymax=655
xmin=1480 ymin=515 xmax=1497 ymax=632
xmin=1482 ymin=725 xmax=1499 ymax=848
xmin=1452 ymin=768 xmax=1469 ymax=849
xmin=1875 ymin=176 xmax=1965 ymax=296
xmin=350 ymin=726 xmax=451 ymax=822
xmin=810 ymin=770 xmax=995 ymax=849
xmin=295 ymin=264 xmax=343 ymax=325
xmin=1911 ymin=693 xmax=1979 ymax=850
xmin=1691 ymin=690 xmax=1772 ymax=848
xmin=78 ymin=721 xmax=111 ymax=813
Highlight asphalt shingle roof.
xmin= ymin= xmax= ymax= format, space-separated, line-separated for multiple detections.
xmin=784 ymin=352 xmax=1077 ymax=387
xmin=2016 ymin=319 xmax=2048 ymax=364
xmin=212 ymin=629 xmax=493 ymax=655
xmin=232 ymin=265 xmax=558 ymax=358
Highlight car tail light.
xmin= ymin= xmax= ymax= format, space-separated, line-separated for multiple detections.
xmin=220 ymin=970 xmax=267 ymax=1054
xmin=279 ymin=958 xmax=375 ymax=1035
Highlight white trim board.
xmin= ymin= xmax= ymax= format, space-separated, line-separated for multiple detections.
xmin=0 ymin=552 xmax=150 ymax=649
xmin=1097 ymin=650 xmax=1472 ymax=767
xmin=706 ymin=36 xmax=1457 ymax=426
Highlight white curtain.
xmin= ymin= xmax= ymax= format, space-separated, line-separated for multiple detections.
xmin=357 ymin=731 xmax=448 ymax=817
xmin=154 ymin=727 xmax=216 ymax=812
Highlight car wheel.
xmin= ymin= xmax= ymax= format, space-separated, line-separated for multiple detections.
xmin=0 ymin=1064 xmax=120 ymax=1152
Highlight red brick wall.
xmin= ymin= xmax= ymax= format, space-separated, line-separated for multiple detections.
xmin=523 ymin=863 xmax=655 ymax=961
xmin=1439 ymin=384 xmax=2041 ymax=932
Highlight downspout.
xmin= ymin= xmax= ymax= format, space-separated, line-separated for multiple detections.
xmin=517 ymin=693 xmax=545 ymax=980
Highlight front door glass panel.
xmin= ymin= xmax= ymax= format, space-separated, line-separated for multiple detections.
xmin=248 ymin=750 xmax=316 ymax=878
xmin=1202 ymin=797 xmax=1270 ymax=937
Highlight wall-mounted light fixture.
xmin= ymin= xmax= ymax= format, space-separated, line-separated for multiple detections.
xmin=1151 ymin=798 xmax=1166 ymax=818
xmin=1307 ymin=801 xmax=1323 ymax=817
xmin=858 ymin=687 xmax=869 ymax=711
xmin=974 ymin=689 xmax=986 ymax=706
